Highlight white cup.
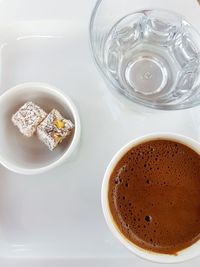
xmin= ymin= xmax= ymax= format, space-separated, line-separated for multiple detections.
xmin=0 ymin=82 xmax=81 ymax=175
xmin=102 ymin=133 xmax=200 ymax=263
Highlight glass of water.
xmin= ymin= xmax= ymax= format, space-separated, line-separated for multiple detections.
xmin=90 ymin=0 xmax=200 ymax=109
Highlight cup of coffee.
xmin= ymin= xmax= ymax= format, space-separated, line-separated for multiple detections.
xmin=102 ymin=133 xmax=200 ymax=263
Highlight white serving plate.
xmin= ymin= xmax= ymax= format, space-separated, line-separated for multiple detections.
xmin=0 ymin=0 xmax=200 ymax=266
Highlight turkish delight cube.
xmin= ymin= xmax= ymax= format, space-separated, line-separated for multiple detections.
xmin=12 ymin=101 xmax=47 ymax=137
xmin=37 ymin=109 xmax=74 ymax=151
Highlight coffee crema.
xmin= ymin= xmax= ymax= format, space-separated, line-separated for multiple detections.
xmin=108 ymin=140 xmax=200 ymax=254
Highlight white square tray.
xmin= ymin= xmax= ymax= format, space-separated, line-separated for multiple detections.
xmin=0 ymin=0 xmax=200 ymax=266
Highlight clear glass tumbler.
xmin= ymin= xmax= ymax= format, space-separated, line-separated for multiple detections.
xmin=90 ymin=0 xmax=200 ymax=110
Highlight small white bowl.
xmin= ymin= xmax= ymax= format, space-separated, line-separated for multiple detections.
xmin=0 ymin=82 xmax=81 ymax=175
xmin=102 ymin=133 xmax=200 ymax=263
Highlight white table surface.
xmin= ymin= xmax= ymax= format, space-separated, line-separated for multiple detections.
xmin=0 ymin=0 xmax=200 ymax=266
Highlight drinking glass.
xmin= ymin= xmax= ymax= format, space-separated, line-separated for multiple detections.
xmin=90 ymin=0 xmax=200 ymax=109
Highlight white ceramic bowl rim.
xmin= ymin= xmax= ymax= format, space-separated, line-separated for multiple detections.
xmin=102 ymin=133 xmax=200 ymax=263
xmin=0 ymin=82 xmax=81 ymax=175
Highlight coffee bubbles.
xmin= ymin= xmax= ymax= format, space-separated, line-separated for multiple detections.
xmin=108 ymin=140 xmax=200 ymax=254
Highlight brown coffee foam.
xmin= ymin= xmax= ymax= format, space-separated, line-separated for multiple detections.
xmin=108 ymin=140 xmax=200 ymax=254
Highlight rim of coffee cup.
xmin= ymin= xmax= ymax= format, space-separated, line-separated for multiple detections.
xmin=101 ymin=133 xmax=200 ymax=263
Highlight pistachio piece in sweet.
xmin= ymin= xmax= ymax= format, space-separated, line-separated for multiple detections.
xmin=54 ymin=119 xmax=65 ymax=129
